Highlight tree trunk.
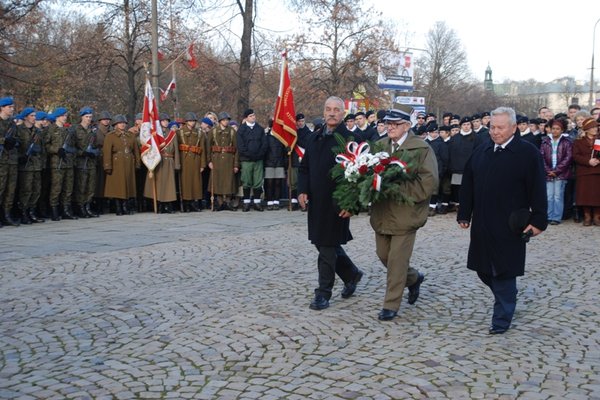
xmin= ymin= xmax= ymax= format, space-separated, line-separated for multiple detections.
xmin=237 ymin=0 xmax=253 ymax=119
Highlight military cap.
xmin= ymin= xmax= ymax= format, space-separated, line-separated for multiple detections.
xmin=452 ymin=114 xmax=461 ymax=120
xmin=384 ymin=109 xmax=411 ymax=122
xmin=200 ymin=117 xmax=214 ymax=127
xmin=20 ymin=107 xmax=36 ymax=118
xmin=471 ymin=113 xmax=482 ymax=120
xmin=0 ymin=97 xmax=14 ymax=107
xmin=439 ymin=125 xmax=451 ymax=132
xmin=168 ymin=121 xmax=180 ymax=129
xmin=450 ymin=124 xmax=460 ymax=130
xmin=218 ymin=112 xmax=231 ymax=121
xmin=112 ymin=114 xmax=127 ymax=125
xmin=344 ymin=113 xmax=355 ymax=122
xmin=230 ymin=120 xmax=238 ymax=127
xmin=296 ymin=113 xmax=305 ymax=120
xmin=425 ymin=122 xmax=438 ymax=132
xmin=517 ymin=115 xmax=529 ymax=124
xmin=184 ymin=112 xmax=198 ymax=121
xmin=355 ymin=111 xmax=366 ymax=117
xmin=52 ymin=107 xmax=68 ymax=118
xmin=98 ymin=111 xmax=112 ymax=121
xmin=459 ymin=116 xmax=472 ymax=125
xmin=135 ymin=113 xmax=143 ymax=120
xmin=481 ymin=111 xmax=490 ymax=117
xmin=529 ymin=118 xmax=541 ymax=125
xmin=159 ymin=112 xmax=170 ymax=121
xmin=376 ymin=109 xmax=387 ymax=121
xmin=35 ymin=111 xmax=48 ymax=120
xmin=47 ymin=114 xmax=56 ymax=123
xmin=79 ymin=106 xmax=93 ymax=116
xmin=243 ymin=108 xmax=254 ymax=118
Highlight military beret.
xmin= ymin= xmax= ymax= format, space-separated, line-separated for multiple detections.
xmin=201 ymin=117 xmax=214 ymax=127
xmin=230 ymin=120 xmax=238 ymax=127
xmin=135 ymin=113 xmax=143 ymax=120
xmin=184 ymin=112 xmax=198 ymax=121
xmin=344 ymin=113 xmax=355 ymax=121
xmin=450 ymin=124 xmax=460 ymax=129
xmin=481 ymin=111 xmax=490 ymax=117
xmin=517 ymin=115 xmax=529 ymax=124
xmin=35 ymin=111 xmax=48 ymax=120
xmin=20 ymin=107 xmax=36 ymax=118
xmin=529 ymin=118 xmax=541 ymax=125
xmin=52 ymin=107 xmax=68 ymax=118
xmin=439 ymin=125 xmax=451 ymax=132
xmin=296 ymin=113 xmax=305 ymax=120
xmin=168 ymin=121 xmax=180 ymax=129
xmin=47 ymin=114 xmax=56 ymax=123
xmin=98 ymin=111 xmax=112 ymax=121
xmin=452 ymin=114 xmax=461 ymax=120
xmin=425 ymin=122 xmax=438 ymax=132
xmin=243 ymin=108 xmax=254 ymax=118
xmin=79 ymin=106 xmax=93 ymax=116
xmin=218 ymin=112 xmax=231 ymax=121
xmin=460 ymin=116 xmax=472 ymax=125
xmin=384 ymin=109 xmax=411 ymax=122
xmin=112 ymin=114 xmax=127 ymax=125
xmin=0 ymin=97 xmax=14 ymax=107
xmin=355 ymin=111 xmax=366 ymax=117
xmin=471 ymin=113 xmax=482 ymax=120
xmin=159 ymin=112 xmax=170 ymax=121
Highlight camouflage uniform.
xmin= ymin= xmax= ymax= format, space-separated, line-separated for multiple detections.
xmin=0 ymin=116 xmax=20 ymax=226
xmin=74 ymin=123 xmax=100 ymax=217
xmin=45 ymin=123 xmax=77 ymax=220
xmin=17 ymin=123 xmax=45 ymax=223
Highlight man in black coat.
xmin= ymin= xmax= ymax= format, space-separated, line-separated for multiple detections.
xmin=298 ymin=96 xmax=363 ymax=310
xmin=237 ymin=109 xmax=268 ymax=211
xmin=458 ymin=107 xmax=547 ymax=335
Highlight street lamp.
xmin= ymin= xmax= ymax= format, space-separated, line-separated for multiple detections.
xmin=590 ymin=17 xmax=600 ymax=108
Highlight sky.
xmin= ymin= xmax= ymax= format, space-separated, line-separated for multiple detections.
xmin=259 ymin=0 xmax=600 ymax=84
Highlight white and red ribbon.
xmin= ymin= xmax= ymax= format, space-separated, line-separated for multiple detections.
xmin=335 ymin=141 xmax=370 ymax=168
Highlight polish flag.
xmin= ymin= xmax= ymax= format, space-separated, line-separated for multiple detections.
xmin=139 ymin=79 xmax=164 ymax=171
xmin=185 ymin=43 xmax=198 ymax=69
xmin=594 ymin=139 xmax=600 ymax=151
xmin=160 ymin=78 xmax=176 ymax=102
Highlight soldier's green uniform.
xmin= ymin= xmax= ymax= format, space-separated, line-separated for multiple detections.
xmin=0 ymin=98 xmax=20 ymax=227
xmin=74 ymin=108 xmax=100 ymax=218
xmin=45 ymin=107 xmax=77 ymax=221
xmin=17 ymin=116 xmax=45 ymax=224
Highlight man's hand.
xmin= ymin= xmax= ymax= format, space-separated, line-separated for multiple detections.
xmin=208 ymin=162 xmax=213 ymax=170
xmin=458 ymin=221 xmax=470 ymax=229
xmin=523 ymin=224 xmax=542 ymax=237
xmin=298 ymin=193 xmax=308 ymax=210
xmin=339 ymin=209 xmax=352 ymax=218
xmin=233 ymin=167 xmax=239 ymax=173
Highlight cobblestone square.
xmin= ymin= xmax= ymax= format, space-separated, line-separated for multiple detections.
xmin=0 ymin=211 xmax=598 ymax=399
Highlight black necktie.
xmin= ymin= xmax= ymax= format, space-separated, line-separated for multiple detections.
xmin=495 ymin=146 xmax=503 ymax=153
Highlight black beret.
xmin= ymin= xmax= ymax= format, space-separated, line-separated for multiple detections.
xmin=243 ymin=108 xmax=254 ymax=118
xmin=344 ymin=113 xmax=355 ymax=121
xmin=452 ymin=114 xmax=461 ymax=120
xmin=439 ymin=125 xmax=451 ymax=132
xmin=460 ymin=116 xmax=472 ymax=125
xmin=481 ymin=111 xmax=490 ymax=117
xmin=425 ymin=122 xmax=438 ymax=132
xmin=517 ymin=115 xmax=529 ymax=124
xmin=471 ymin=113 xmax=482 ymax=120
xmin=296 ymin=113 xmax=305 ymax=120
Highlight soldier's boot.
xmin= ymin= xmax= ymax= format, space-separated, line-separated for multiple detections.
xmin=28 ymin=208 xmax=45 ymax=223
xmin=182 ymin=200 xmax=191 ymax=213
xmin=78 ymin=204 xmax=91 ymax=218
xmin=253 ymin=188 xmax=264 ymax=211
xmin=3 ymin=209 xmax=20 ymax=226
xmin=163 ymin=202 xmax=173 ymax=214
xmin=51 ymin=206 xmax=62 ymax=221
xmin=121 ymin=199 xmax=131 ymax=215
xmin=127 ymin=198 xmax=136 ymax=215
xmin=20 ymin=208 xmax=32 ymax=225
xmin=85 ymin=202 xmax=99 ymax=218
xmin=63 ymin=205 xmax=78 ymax=220
xmin=115 ymin=199 xmax=123 ymax=216
xmin=191 ymin=200 xmax=201 ymax=212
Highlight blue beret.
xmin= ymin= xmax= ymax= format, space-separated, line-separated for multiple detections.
xmin=201 ymin=117 xmax=213 ymax=127
xmin=47 ymin=114 xmax=56 ymax=123
xmin=52 ymin=107 xmax=68 ymax=118
xmin=18 ymin=107 xmax=36 ymax=119
xmin=0 ymin=97 xmax=14 ymax=107
xmin=35 ymin=111 xmax=48 ymax=120
xmin=167 ymin=121 xmax=180 ymax=129
xmin=79 ymin=106 xmax=93 ymax=116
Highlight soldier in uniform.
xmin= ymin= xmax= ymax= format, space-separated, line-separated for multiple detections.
xmin=34 ymin=111 xmax=51 ymax=219
xmin=94 ymin=111 xmax=112 ymax=214
xmin=178 ymin=112 xmax=206 ymax=212
xmin=199 ymin=116 xmax=214 ymax=208
xmin=129 ymin=113 xmax=146 ymax=212
xmin=144 ymin=119 xmax=180 ymax=213
xmin=45 ymin=107 xmax=78 ymax=221
xmin=207 ymin=112 xmax=239 ymax=211
xmin=16 ymin=107 xmax=45 ymax=224
xmin=74 ymin=107 xmax=100 ymax=218
xmin=103 ymin=115 xmax=140 ymax=215
xmin=0 ymin=97 xmax=20 ymax=227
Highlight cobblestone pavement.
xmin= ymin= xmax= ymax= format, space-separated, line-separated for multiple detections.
xmin=0 ymin=209 xmax=599 ymax=400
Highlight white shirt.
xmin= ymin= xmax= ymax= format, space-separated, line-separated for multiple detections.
xmin=391 ymin=132 xmax=409 ymax=152
xmin=494 ymin=135 xmax=515 ymax=151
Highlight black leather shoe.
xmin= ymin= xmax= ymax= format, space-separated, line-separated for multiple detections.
xmin=243 ymin=203 xmax=251 ymax=212
xmin=253 ymin=202 xmax=264 ymax=211
xmin=488 ymin=326 xmax=508 ymax=335
xmin=341 ymin=270 xmax=364 ymax=299
xmin=378 ymin=309 xmax=397 ymax=321
xmin=408 ymin=273 xmax=425 ymax=305
xmin=309 ymin=295 xmax=329 ymax=310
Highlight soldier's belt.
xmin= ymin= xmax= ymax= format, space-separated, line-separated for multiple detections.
xmin=179 ymin=144 xmax=202 ymax=154
xmin=161 ymin=153 xmax=174 ymax=158
xmin=211 ymin=145 xmax=236 ymax=154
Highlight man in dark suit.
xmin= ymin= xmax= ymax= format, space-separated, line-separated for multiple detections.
xmin=298 ymin=96 xmax=364 ymax=310
xmin=458 ymin=107 xmax=547 ymax=335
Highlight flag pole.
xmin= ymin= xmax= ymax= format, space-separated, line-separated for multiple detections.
xmin=287 ymin=153 xmax=292 ymax=211
xmin=210 ymin=166 xmax=215 ymax=211
xmin=150 ymin=171 xmax=158 ymax=213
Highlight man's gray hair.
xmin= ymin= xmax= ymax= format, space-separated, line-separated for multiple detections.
xmin=325 ymin=96 xmax=344 ymax=108
xmin=491 ymin=107 xmax=516 ymax=125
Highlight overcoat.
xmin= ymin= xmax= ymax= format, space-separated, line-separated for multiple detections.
xmin=103 ymin=128 xmax=140 ymax=199
xmin=207 ymin=125 xmax=239 ymax=195
xmin=458 ymin=136 xmax=548 ymax=278
xmin=144 ymin=133 xmax=180 ymax=202
xmin=573 ymin=137 xmax=600 ymax=206
xmin=178 ymin=125 xmax=206 ymax=200
xmin=298 ymin=123 xmax=353 ymax=246
xmin=95 ymin=123 xmax=111 ymax=197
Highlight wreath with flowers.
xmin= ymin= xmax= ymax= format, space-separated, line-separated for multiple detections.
xmin=330 ymin=133 xmax=420 ymax=214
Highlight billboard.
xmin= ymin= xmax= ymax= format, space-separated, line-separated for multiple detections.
xmin=378 ymin=52 xmax=414 ymax=92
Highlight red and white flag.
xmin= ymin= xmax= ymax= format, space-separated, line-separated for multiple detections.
xmin=185 ymin=43 xmax=198 ymax=69
xmin=139 ymin=79 xmax=164 ymax=171
xmin=272 ymin=52 xmax=299 ymax=157
xmin=160 ymin=78 xmax=176 ymax=102
xmin=594 ymin=139 xmax=600 ymax=151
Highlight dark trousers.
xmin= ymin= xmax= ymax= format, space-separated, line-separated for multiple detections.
xmin=477 ymin=271 xmax=517 ymax=330
xmin=315 ymin=245 xmax=358 ymax=299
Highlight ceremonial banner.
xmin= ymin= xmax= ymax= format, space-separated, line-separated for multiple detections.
xmin=272 ymin=52 xmax=299 ymax=156
xmin=140 ymin=79 xmax=163 ymax=171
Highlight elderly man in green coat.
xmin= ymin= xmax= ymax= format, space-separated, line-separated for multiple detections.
xmin=369 ymin=108 xmax=439 ymax=321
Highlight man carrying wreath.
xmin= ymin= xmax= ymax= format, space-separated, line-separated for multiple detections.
xmin=369 ymin=108 xmax=438 ymax=321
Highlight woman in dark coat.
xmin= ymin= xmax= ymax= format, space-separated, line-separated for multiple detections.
xmin=573 ymin=117 xmax=600 ymax=225
xmin=297 ymin=96 xmax=363 ymax=311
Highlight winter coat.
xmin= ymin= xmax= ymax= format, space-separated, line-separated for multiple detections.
xmin=458 ymin=135 xmax=548 ymax=278
xmin=237 ymin=122 xmax=267 ymax=162
xmin=540 ymin=135 xmax=573 ymax=180
xmin=103 ymin=128 xmax=140 ymax=199
xmin=370 ymin=134 xmax=438 ymax=235
xmin=265 ymin=134 xmax=287 ymax=168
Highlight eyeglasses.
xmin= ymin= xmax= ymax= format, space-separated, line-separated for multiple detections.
xmin=385 ymin=121 xmax=405 ymax=127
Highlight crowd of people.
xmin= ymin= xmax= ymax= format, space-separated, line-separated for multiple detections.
xmin=1 ymin=95 xmax=599 ymax=229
